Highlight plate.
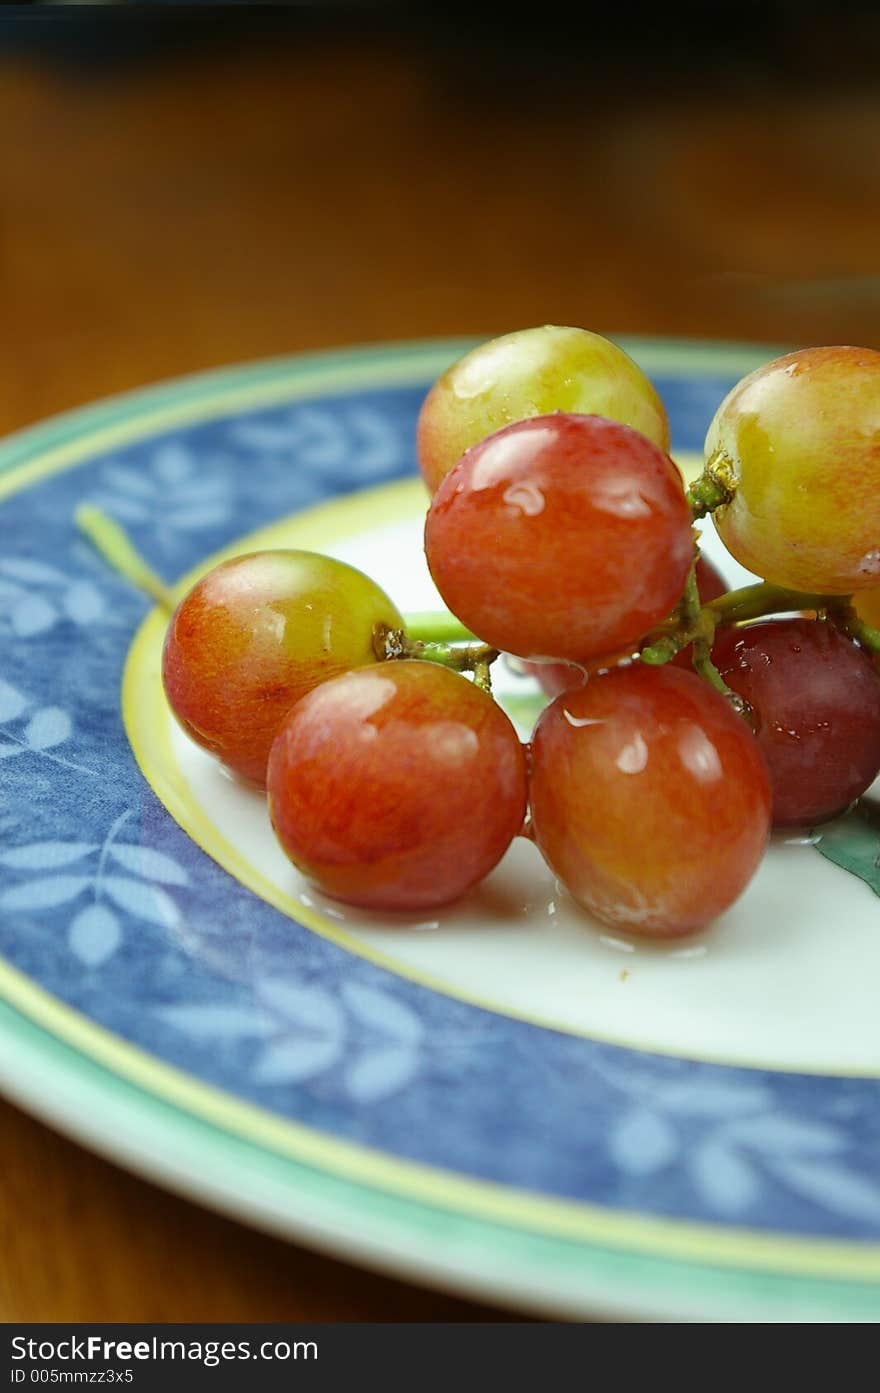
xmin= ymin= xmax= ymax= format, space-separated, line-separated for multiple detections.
xmin=2 ymin=339 xmax=880 ymax=1323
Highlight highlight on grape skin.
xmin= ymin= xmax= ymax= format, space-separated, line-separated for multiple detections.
xmin=162 ymin=549 xmax=404 ymax=788
xmin=424 ymin=412 xmax=693 ymax=663
xmin=417 ymin=325 xmax=671 ymax=495
xmin=267 ymin=661 xmax=528 ymax=912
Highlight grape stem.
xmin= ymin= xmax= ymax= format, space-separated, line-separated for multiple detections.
xmin=75 ymin=505 xmax=175 ymax=612
xmin=373 ymin=624 xmax=500 ymax=692
xmin=644 ymin=555 xmax=752 ymax=716
xmin=403 ymin=610 xmax=479 ymax=644
xmin=686 ymin=452 xmax=737 ymax=520
xmin=827 ymin=602 xmax=880 ymax=656
xmin=641 ymin=575 xmax=880 ymax=712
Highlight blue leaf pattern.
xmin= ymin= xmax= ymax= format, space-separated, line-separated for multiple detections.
xmin=728 ymin=1116 xmax=844 ymax=1156
xmin=345 ymin=1046 xmax=419 ymax=1102
xmin=103 ymin=466 xmax=155 ymax=497
xmin=157 ymin=1004 xmax=274 ymax=1041
xmin=609 ymin=1108 xmax=679 ymax=1175
xmin=256 ymin=978 xmax=344 ymax=1037
xmin=0 ymin=876 xmax=91 ymax=911
xmin=690 ymin=1140 xmax=760 ymax=1214
xmin=107 ymin=843 xmax=189 ymax=886
xmin=102 ymin=875 xmax=180 ymax=929
xmin=253 ymin=1037 xmax=341 ymax=1085
xmin=94 ymin=494 xmax=148 ymax=523
xmin=154 ymin=443 xmax=191 ymax=482
xmin=24 ymin=708 xmax=72 ymax=750
xmin=0 ymin=842 xmax=98 ymax=870
xmin=69 ymin=903 xmax=121 ymax=967
xmin=11 ymin=595 xmax=56 ymax=637
xmin=340 ymin=982 xmax=423 ymax=1043
xmin=62 ymin=581 xmax=104 ymax=624
xmin=0 ymin=557 xmax=67 ymax=584
xmin=0 ymin=679 xmax=28 ymax=723
xmin=770 ymin=1160 xmax=880 ymax=1224
xmin=648 ymin=1080 xmax=773 ymax=1116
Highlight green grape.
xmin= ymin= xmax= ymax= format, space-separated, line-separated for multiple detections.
xmin=706 ymin=346 xmax=880 ymax=593
xmin=417 ymin=325 xmax=670 ymax=493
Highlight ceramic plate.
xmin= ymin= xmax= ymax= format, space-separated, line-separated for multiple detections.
xmin=2 ymin=339 xmax=880 ymax=1323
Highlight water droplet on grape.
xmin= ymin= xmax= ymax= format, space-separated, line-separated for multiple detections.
xmin=562 ymin=710 xmax=606 ymax=729
xmin=858 ymin=549 xmax=880 ymax=577
xmin=502 ymin=481 xmax=545 ymax=516
xmin=615 ymin=732 xmax=649 ymax=774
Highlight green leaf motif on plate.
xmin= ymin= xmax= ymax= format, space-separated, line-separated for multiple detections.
xmin=813 ymin=802 xmax=880 ymax=897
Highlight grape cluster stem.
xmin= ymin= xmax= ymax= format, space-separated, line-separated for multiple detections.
xmin=685 ymin=454 xmax=737 ymax=520
xmin=373 ymin=623 xmax=500 ymax=693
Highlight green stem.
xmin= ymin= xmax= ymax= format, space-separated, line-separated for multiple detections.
xmin=643 ymin=579 xmax=836 ymax=667
xmin=373 ymin=623 xmax=499 ymax=690
xmin=686 ymin=452 xmax=737 ymax=520
xmin=642 ymin=554 xmax=716 ymax=666
xmin=692 ymin=642 xmax=751 ymax=721
xmin=403 ymin=610 xmax=479 ymax=644
xmin=706 ymin=582 xmax=833 ymax=626
xmin=828 ymin=604 xmax=880 ymax=656
xmin=75 ymin=505 xmax=174 ymax=612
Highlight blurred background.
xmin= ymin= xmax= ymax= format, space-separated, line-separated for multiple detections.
xmin=1 ymin=1 xmax=879 ymax=440
xmin=1 ymin=0 xmax=879 ymax=1322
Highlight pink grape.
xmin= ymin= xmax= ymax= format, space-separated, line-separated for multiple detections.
xmin=162 ymin=550 xmax=403 ymax=787
xmin=529 ymin=664 xmax=771 ymax=936
xmin=525 ymin=554 xmax=730 ymax=694
xmin=424 ymin=413 xmax=693 ymax=663
xmin=267 ymin=660 xmax=528 ymax=912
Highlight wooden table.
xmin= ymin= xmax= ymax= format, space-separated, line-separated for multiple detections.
xmin=2 ymin=16 xmax=878 ymax=1321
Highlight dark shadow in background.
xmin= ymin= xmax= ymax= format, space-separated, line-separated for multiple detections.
xmin=1 ymin=2 xmax=879 ymax=96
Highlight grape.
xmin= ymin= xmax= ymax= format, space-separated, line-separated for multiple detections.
xmin=162 ymin=550 xmax=403 ymax=787
xmin=267 ymin=661 xmax=528 ymax=911
xmin=705 ymin=346 xmax=880 ymax=593
xmin=528 ymin=664 xmax=771 ymax=936
xmin=712 ymin=618 xmax=880 ymax=827
xmin=523 ymin=555 xmax=730 ymax=693
xmin=417 ymin=325 xmax=670 ymax=494
xmin=424 ymin=413 xmax=693 ymax=663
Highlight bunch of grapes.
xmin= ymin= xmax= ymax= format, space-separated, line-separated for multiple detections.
xmin=161 ymin=327 xmax=880 ymax=938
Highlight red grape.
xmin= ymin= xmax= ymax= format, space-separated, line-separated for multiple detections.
xmin=712 ymin=618 xmax=880 ymax=827
xmin=424 ymin=414 xmax=693 ymax=663
xmin=524 ymin=555 xmax=730 ymax=693
xmin=162 ymin=550 xmax=403 ymax=787
xmin=529 ymin=664 xmax=771 ymax=936
xmin=267 ymin=660 xmax=528 ymax=912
